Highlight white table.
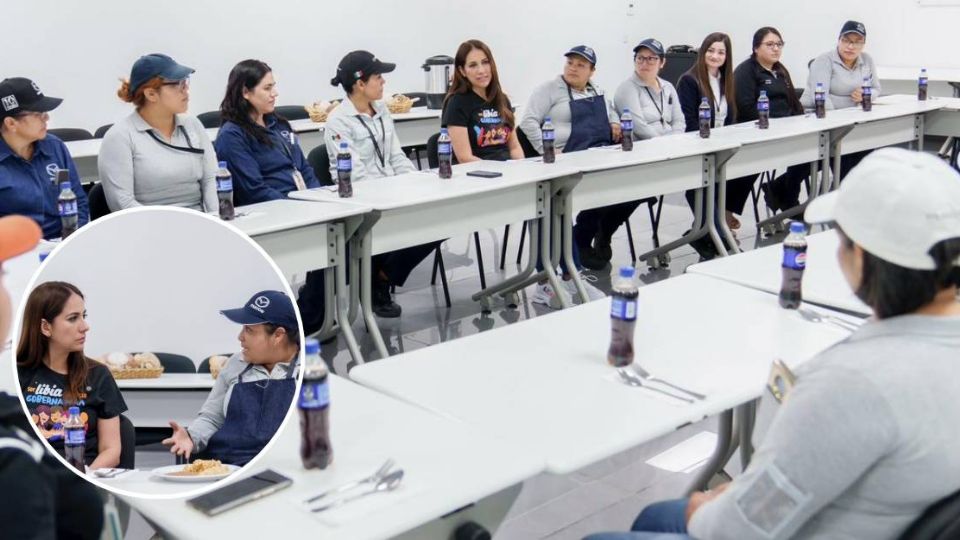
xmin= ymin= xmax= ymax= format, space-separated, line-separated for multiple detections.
xmin=686 ymin=229 xmax=871 ymax=316
xmin=229 ymin=198 xmax=372 ymax=361
xmin=113 ymin=373 xmax=215 ymax=429
xmin=291 ymin=160 xmax=583 ymax=360
xmin=351 ymin=274 xmax=854 ymax=478
xmin=114 ymin=375 xmax=543 ymax=539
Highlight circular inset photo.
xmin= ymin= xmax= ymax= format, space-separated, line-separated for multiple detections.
xmin=10 ymin=207 xmax=303 ymax=498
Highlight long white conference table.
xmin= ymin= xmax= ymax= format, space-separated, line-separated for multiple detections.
xmin=64 ymin=107 xmax=442 ymax=183
xmin=687 ymin=229 xmax=871 ymax=317
xmin=114 ymin=375 xmax=544 ymax=540
xmin=350 ymin=274 xmax=856 ymax=489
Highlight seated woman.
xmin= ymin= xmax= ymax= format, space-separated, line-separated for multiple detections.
xmin=324 ymin=50 xmax=440 ymax=318
xmin=213 ymin=59 xmax=325 ymax=334
xmin=99 ymin=54 xmax=218 ymax=212
xmin=162 ymin=290 xmax=299 ymax=466
xmin=585 ymin=148 xmax=960 ymax=539
xmin=1 ymin=217 xmax=103 ymax=540
xmin=17 ymin=281 xmax=127 ymax=470
xmin=0 ymin=77 xmax=89 ymax=239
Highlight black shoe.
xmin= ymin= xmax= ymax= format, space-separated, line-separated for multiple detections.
xmin=687 ymin=229 xmax=718 ymax=261
xmin=761 ymin=183 xmax=781 ymax=212
xmin=372 ymin=279 xmax=402 ymax=318
xmin=593 ymin=236 xmax=613 ymax=262
xmin=579 ymin=246 xmax=608 ymax=271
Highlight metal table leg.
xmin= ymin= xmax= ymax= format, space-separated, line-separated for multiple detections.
xmin=687 ymin=409 xmax=735 ymax=495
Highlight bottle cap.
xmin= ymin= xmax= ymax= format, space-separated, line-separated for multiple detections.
xmin=305 ymin=338 xmax=320 ymax=355
xmin=440 ymin=127 xmax=448 ymax=134
xmin=218 ymin=161 xmax=228 ymax=169
xmin=623 ymin=108 xmax=630 ymax=113
xmin=789 ymin=221 xmax=806 ymax=234
xmin=339 ymin=141 xmax=348 ymax=150
xmin=760 ymin=90 xmax=767 ymax=96
xmin=619 ymin=266 xmax=635 ymax=278
xmin=68 ymin=406 xmax=80 ymax=416
xmin=544 ymin=116 xmax=551 ymax=122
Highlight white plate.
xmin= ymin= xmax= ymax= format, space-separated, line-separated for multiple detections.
xmin=151 ymin=464 xmax=241 ymax=483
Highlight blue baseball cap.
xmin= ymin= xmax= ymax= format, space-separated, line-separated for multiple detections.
xmin=128 ymin=53 xmax=195 ymax=98
xmin=565 ymin=45 xmax=597 ymax=66
xmin=840 ymin=20 xmax=866 ymax=38
xmin=633 ymin=38 xmax=665 ymax=57
xmin=220 ymin=290 xmax=299 ymax=331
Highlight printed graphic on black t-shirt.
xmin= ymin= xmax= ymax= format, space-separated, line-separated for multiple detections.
xmin=442 ymin=92 xmax=513 ymax=161
xmin=18 ymin=363 xmax=127 ymax=461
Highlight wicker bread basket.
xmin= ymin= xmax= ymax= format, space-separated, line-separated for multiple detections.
xmin=305 ymin=100 xmax=340 ymax=123
xmin=386 ymin=94 xmax=417 ymax=114
xmin=109 ymin=367 xmax=164 ymax=379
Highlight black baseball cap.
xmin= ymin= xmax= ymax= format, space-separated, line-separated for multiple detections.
xmin=330 ymin=50 xmax=396 ymax=88
xmin=0 ymin=78 xmax=62 ymax=120
xmin=565 ymin=45 xmax=598 ymax=66
xmin=220 ymin=290 xmax=299 ymax=331
xmin=633 ymin=38 xmax=665 ymax=57
xmin=840 ymin=20 xmax=867 ymax=38
xmin=128 ymin=53 xmax=195 ymax=98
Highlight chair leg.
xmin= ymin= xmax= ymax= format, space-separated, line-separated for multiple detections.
xmin=436 ymin=248 xmax=451 ymax=308
xmin=431 ymin=246 xmax=440 ymax=285
xmin=499 ymin=224 xmax=510 ymax=270
xmin=516 ymin=223 xmax=527 ymax=266
xmin=625 ymin=219 xmax=637 ymax=262
xmin=651 ymin=196 xmax=664 ymax=248
xmin=474 ymin=232 xmax=487 ymax=290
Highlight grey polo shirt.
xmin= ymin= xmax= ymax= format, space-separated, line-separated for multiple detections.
xmin=186 ymin=352 xmax=298 ymax=452
xmin=519 ymin=76 xmax=620 ymax=154
xmin=689 ymin=314 xmax=960 ymax=540
xmin=613 ymin=73 xmax=685 ymax=140
xmin=98 ymin=112 xmax=218 ymax=212
xmin=323 ymin=98 xmax=415 ymax=182
xmin=801 ymin=49 xmax=882 ymax=110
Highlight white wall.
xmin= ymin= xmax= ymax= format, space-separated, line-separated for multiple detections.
xmin=31 ymin=208 xmax=289 ymax=365
xmin=6 ymin=0 xmax=957 ymax=131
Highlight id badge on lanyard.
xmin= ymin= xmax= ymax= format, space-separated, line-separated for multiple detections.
xmin=278 ymin=130 xmax=306 ymax=190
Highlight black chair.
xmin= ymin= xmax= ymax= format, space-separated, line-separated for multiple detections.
xmin=88 ymin=183 xmax=111 ymax=220
xmin=48 ymin=128 xmax=93 ymax=142
xmin=139 ymin=352 xmax=195 ymax=373
xmin=94 ymin=124 xmax=113 ymax=139
xmin=398 ymin=92 xmax=430 ymax=169
xmin=274 ymin=105 xmax=309 ymax=121
xmin=661 ymin=48 xmax=698 ymax=88
xmin=118 ymin=414 xmax=135 ymax=469
xmin=197 ymin=111 xmax=222 ymax=128
xmin=898 ymin=490 xmax=960 ymax=540
xmin=306 ymin=145 xmax=335 ymax=186
xmin=197 ymin=354 xmax=231 ymax=374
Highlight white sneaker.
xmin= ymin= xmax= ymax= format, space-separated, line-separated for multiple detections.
xmin=531 ymin=282 xmax=570 ymax=310
xmin=562 ymin=273 xmax=606 ymax=304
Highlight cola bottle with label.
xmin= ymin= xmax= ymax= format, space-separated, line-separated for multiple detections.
xmin=64 ymin=406 xmax=86 ymax=472
xmin=861 ymin=77 xmax=873 ymax=112
xmin=698 ymin=97 xmax=711 ymax=138
xmin=57 ymin=170 xmax=78 ymax=239
xmin=814 ymin=83 xmax=826 ymax=119
xmin=608 ymin=266 xmax=638 ymax=367
xmin=542 ymin=116 xmax=556 ymax=163
xmin=299 ymin=339 xmax=332 ymax=469
xmin=216 ymin=161 xmax=235 ymax=220
xmin=757 ymin=90 xmax=770 ymax=129
xmin=336 ymin=141 xmax=353 ymax=198
xmin=779 ymin=221 xmax=807 ymax=309
xmin=620 ymin=109 xmax=634 ymax=151
xmin=438 ymin=127 xmax=453 ymax=179
xmin=918 ymin=68 xmax=928 ymax=101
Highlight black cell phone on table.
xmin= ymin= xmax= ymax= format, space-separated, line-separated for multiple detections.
xmin=187 ymin=469 xmax=293 ymax=516
xmin=466 ymin=170 xmax=503 ymax=178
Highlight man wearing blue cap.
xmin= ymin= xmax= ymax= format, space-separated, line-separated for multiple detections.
xmin=162 ymin=290 xmax=301 ymax=466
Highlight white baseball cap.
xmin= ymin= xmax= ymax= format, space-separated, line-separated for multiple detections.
xmin=805 ymin=148 xmax=960 ymax=270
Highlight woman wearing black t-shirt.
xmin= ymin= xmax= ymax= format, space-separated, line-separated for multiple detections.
xmin=17 ymin=281 xmax=127 ymax=470
xmin=442 ymin=39 xmax=523 ymax=162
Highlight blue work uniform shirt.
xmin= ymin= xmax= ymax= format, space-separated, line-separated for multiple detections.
xmin=213 ymin=115 xmax=321 ymax=206
xmin=0 ymin=134 xmax=89 ymax=239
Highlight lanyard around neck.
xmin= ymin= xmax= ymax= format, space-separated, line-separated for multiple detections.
xmin=147 ymin=125 xmax=204 ymax=155
xmin=355 ymin=115 xmax=386 ymax=169
xmin=643 ymin=85 xmax=665 ymax=126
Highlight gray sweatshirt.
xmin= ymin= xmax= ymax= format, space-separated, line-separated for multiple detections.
xmin=519 ymin=76 xmax=619 ymax=153
xmin=613 ymin=73 xmax=685 ymax=140
xmin=801 ymin=49 xmax=882 ymax=110
xmin=324 ymin=98 xmax=415 ymax=182
xmin=689 ymin=314 xmax=960 ymax=540
xmin=187 ymin=352 xmax=297 ymax=452
xmin=98 ymin=112 xmax=218 ymax=212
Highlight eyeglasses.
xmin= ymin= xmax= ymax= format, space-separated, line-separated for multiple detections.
xmin=14 ymin=111 xmax=49 ymax=121
xmin=840 ymin=38 xmax=865 ymax=48
xmin=761 ymin=41 xmax=785 ymax=50
xmin=635 ymin=55 xmax=661 ymax=65
xmin=162 ymin=79 xmax=190 ymax=92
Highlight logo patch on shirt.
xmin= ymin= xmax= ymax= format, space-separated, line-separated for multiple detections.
xmin=46 ymin=164 xmax=60 ymax=182
xmin=1 ymin=95 xmax=18 ymax=111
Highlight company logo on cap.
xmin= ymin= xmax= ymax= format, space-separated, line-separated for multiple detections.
xmin=583 ymin=46 xmax=595 ymax=57
xmin=250 ymin=295 xmax=270 ymax=314
xmin=354 ymin=70 xmax=363 ymax=79
xmin=856 ymin=23 xmax=865 ymax=33
xmin=652 ymin=40 xmax=662 ymax=50
xmin=30 ymin=82 xmax=41 ymax=95
xmin=1 ymin=95 xmax=18 ymax=112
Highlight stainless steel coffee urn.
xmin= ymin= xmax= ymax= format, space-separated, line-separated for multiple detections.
xmin=422 ymin=55 xmax=454 ymax=110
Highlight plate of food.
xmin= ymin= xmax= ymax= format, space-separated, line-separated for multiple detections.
xmin=152 ymin=460 xmax=240 ymax=482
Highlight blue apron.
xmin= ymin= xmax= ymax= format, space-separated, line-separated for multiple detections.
xmin=563 ymin=82 xmax=613 ymax=152
xmin=201 ymin=359 xmax=297 ymax=466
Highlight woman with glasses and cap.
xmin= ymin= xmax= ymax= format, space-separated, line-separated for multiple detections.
xmin=0 ymin=78 xmax=89 ymax=239
xmin=162 ymin=290 xmax=300 ymax=466
xmin=323 ymin=50 xmax=440 ymax=319
xmin=0 ymin=217 xmax=104 ymax=539
xmin=585 ymin=148 xmax=960 ymax=539
xmin=99 ymin=54 xmax=218 ymax=212
xmin=734 ymin=27 xmax=808 ymax=214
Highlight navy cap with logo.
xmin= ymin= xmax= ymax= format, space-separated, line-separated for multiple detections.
xmin=0 ymin=77 xmax=62 ymax=120
xmin=220 ymin=290 xmax=299 ymax=331
xmin=330 ymin=50 xmax=396 ymax=88
xmin=633 ymin=38 xmax=665 ymax=57
xmin=840 ymin=20 xmax=867 ymax=38
xmin=565 ymin=45 xmax=598 ymax=66
xmin=128 ymin=53 xmax=195 ymax=98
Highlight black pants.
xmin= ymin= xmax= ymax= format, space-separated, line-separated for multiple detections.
xmin=683 ymin=174 xmax=755 ymax=217
xmin=767 ymin=151 xmax=870 ymax=208
xmin=573 ymin=200 xmax=645 ymax=248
